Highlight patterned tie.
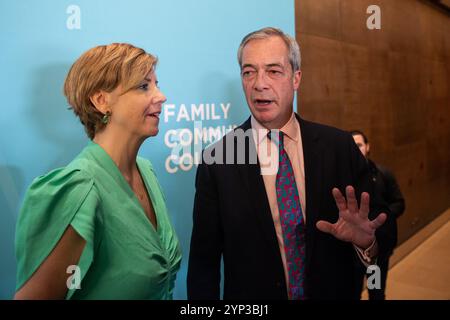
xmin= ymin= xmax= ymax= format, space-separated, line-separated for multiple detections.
xmin=270 ymin=130 xmax=306 ymax=300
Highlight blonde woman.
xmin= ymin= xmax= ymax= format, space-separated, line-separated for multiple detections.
xmin=15 ymin=43 xmax=182 ymax=299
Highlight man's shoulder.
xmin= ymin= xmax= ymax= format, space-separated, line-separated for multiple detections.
xmin=201 ymin=115 xmax=354 ymax=157
xmin=198 ymin=117 xmax=258 ymax=169
xmin=298 ymin=116 xmax=352 ymax=144
xmin=205 ymin=117 xmax=252 ymax=148
xmin=234 ymin=114 xmax=350 ymax=138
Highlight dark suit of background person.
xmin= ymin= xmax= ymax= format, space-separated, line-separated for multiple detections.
xmin=187 ymin=27 xmax=396 ymax=300
xmin=352 ymin=130 xmax=405 ymax=300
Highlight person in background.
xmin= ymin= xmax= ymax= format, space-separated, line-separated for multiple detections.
xmin=351 ymin=130 xmax=405 ymax=300
xmin=15 ymin=43 xmax=182 ymax=299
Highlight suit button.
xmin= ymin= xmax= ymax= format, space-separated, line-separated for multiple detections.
xmin=276 ymin=282 xmax=281 ymax=287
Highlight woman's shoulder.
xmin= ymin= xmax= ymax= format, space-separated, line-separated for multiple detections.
xmin=20 ymin=158 xmax=99 ymax=227
xmin=26 ymin=161 xmax=94 ymax=196
xmin=27 ymin=141 xmax=104 ymax=189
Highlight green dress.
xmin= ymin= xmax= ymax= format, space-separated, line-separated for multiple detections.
xmin=15 ymin=141 xmax=182 ymax=299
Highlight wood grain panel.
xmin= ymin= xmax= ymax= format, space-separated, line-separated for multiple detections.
xmin=295 ymin=0 xmax=450 ymax=245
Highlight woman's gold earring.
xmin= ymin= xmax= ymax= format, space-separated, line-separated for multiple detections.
xmin=102 ymin=111 xmax=111 ymax=124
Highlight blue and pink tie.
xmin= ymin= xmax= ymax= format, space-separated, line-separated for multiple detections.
xmin=271 ymin=130 xmax=306 ymax=300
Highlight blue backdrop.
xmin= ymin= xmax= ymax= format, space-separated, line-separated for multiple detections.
xmin=0 ymin=0 xmax=294 ymax=299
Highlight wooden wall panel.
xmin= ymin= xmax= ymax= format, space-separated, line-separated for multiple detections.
xmin=297 ymin=34 xmax=346 ymax=125
xmin=296 ymin=0 xmax=450 ymax=244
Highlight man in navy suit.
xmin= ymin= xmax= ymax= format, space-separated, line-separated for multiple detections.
xmin=187 ymin=27 xmax=395 ymax=300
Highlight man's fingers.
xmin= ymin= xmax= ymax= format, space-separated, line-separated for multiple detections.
xmin=316 ymin=220 xmax=336 ymax=236
xmin=360 ymin=192 xmax=370 ymax=218
xmin=345 ymin=186 xmax=358 ymax=213
xmin=371 ymin=213 xmax=387 ymax=229
xmin=332 ymin=188 xmax=347 ymax=212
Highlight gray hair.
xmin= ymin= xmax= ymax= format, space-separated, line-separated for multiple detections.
xmin=237 ymin=27 xmax=301 ymax=72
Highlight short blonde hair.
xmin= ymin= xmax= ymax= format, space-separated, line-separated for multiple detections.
xmin=64 ymin=43 xmax=157 ymax=139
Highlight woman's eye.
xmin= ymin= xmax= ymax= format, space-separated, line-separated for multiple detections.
xmin=138 ymin=83 xmax=149 ymax=91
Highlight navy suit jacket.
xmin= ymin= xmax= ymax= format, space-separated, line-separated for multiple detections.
xmin=187 ymin=115 xmax=395 ymax=300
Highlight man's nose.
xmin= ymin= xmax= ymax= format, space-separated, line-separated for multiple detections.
xmin=253 ymin=71 xmax=269 ymax=91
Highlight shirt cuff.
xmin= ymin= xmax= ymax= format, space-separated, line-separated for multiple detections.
xmin=354 ymin=239 xmax=377 ymax=268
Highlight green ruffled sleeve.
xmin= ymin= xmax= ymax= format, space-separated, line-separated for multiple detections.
xmin=15 ymin=166 xmax=99 ymax=299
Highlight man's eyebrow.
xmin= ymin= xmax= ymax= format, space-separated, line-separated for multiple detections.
xmin=266 ymin=63 xmax=284 ymax=68
xmin=241 ymin=63 xmax=256 ymax=69
xmin=241 ymin=63 xmax=285 ymax=69
xmin=144 ymin=77 xmax=152 ymax=81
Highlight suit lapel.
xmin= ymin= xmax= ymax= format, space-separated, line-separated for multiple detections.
xmin=235 ymin=115 xmax=324 ymax=272
xmin=297 ymin=115 xmax=323 ymax=268
xmin=235 ymin=118 xmax=282 ymax=257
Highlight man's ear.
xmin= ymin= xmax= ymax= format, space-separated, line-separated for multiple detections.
xmin=90 ymin=91 xmax=110 ymax=114
xmin=293 ymin=70 xmax=301 ymax=90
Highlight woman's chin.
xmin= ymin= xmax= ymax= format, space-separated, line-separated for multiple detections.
xmin=137 ymin=127 xmax=159 ymax=140
xmin=147 ymin=127 xmax=159 ymax=137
